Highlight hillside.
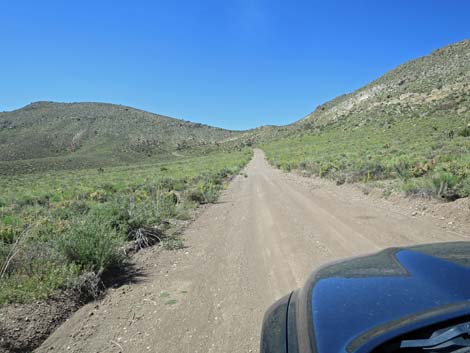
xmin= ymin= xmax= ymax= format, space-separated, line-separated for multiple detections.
xmin=262 ymin=39 xmax=470 ymax=200
xmin=0 ymin=102 xmax=240 ymax=174
xmin=298 ymin=39 xmax=470 ymax=129
xmin=239 ymin=41 xmax=469 ymax=143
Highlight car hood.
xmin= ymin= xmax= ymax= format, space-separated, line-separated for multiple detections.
xmin=305 ymin=242 xmax=470 ymax=353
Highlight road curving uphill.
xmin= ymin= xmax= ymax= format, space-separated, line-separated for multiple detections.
xmin=37 ymin=149 xmax=467 ymax=353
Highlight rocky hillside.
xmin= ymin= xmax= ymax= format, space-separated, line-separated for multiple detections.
xmin=261 ymin=40 xmax=470 ymax=200
xmin=298 ymin=39 xmax=470 ymax=130
xmin=0 ymin=102 xmax=239 ymax=174
xmin=243 ymin=39 xmax=470 ymax=143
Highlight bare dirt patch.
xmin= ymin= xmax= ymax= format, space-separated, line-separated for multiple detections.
xmin=292 ymin=166 xmax=470 ymax=236
xmin=0 ymin=295 xmax=78 ymax=353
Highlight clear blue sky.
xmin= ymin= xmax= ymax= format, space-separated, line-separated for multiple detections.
xmin=1 ymin=0 xmax=469 ymax=130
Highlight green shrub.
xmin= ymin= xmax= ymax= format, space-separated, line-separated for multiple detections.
xmin=99 ymin=183 xmax=117 ymax=193
xmin=187 ymin=181 xmax=221 ymax=204
xmin=87 ymin=189 xmax=110 ymax=202
xmin=156 ymin=192 xmax=179 ymax=218
xmin=57 ymin=217 xmax=125 ymax=274
xmin=55 ymin=201 xmax=89 ymax=219
xmin=360 ymin=161 xmax=386 ymax=181
xmin=402 ymin=172 xmax=464 ymax=200
xmin=402 ymin=178 xmax=435 ymax=198
xmin=432 ymin=171 xmax=460 ymax=200
xmin=389 ymin=157 xmax=413 ymax=180
xmin=458 ymin=125 xmax=470 ymax=137
xmin=0 ymin=242 xmax=11 ymax=269
xmin=459 ymin=178 xmax=470 ymax=197
xmin=0 ymin=225 xmax=18 ymax=244
xmin=200 ymin=181 xmax=220 ymax=203
xmin=187 ymin=188 xmax=205 ymax=203
xmin=32 ymin=217 xmax=70 ymax=242
xmin=282 ymin=163 xmax=292 ymax=172
xmin=215 ymin=168 xmax=231 ymax=180
xmin=90 ymin=201 xmax=131 ymax=234
xmin=127 ymin=195 xmax=177 ymax=229
xmin=89 ymin=192 xmax=178 ymax=239
xmin=1 ymin=215 xmax=20 ymax=226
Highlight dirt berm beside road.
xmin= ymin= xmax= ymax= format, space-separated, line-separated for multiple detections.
xmin=37 ymin=149 xmax=468 ymax=353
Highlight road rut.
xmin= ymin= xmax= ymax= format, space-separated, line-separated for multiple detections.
xmin=37 ymin=149 xmax=467 ymax=353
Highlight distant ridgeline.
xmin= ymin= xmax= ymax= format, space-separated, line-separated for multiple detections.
xmin=0 ymin=102 xmax=244 ymax=174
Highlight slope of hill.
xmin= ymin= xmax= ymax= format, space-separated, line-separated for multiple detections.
xmin=262 ymin=39 xmax=470 ymax=200
xmin=0 ymin=102 xmax=240 ymax=174
xmin=298 ymin=39 xmax=470 ymax=129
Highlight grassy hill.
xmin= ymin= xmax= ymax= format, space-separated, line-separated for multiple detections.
xmin=0 ymin=101 xmax=240 ymax=174
xmin=262 ymin=39 xmax=470 ymax=200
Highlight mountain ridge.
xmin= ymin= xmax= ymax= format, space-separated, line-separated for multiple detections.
xmin=297 ymin=39 xmax=470 ymax=128
xmin=0 ymin=101 xmax=241 ymax=174
xmin=1 ymin=39 xmax=469 ymax=175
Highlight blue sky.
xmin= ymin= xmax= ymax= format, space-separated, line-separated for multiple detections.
xmin=1 ymin=1 xmax=469 ymax=130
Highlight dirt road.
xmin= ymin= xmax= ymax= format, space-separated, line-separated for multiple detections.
xmin=37 ymin=149 xmax=467 ymax=353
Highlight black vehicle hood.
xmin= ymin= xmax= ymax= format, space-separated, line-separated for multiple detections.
xmin=305 ymin=242 xmax=470 ymax=353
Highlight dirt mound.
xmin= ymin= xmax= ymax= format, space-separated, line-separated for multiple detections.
xmin=0 ymin=295 xmax=78 ymax=353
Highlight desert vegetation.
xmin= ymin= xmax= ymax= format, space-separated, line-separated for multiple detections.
xmin=0 ymin=149 xmax=252 ymax=305
xmin=263 ymin=114 xmax=470 ymax=200
xmin=261 ymin=40 xmax=470 ymax=201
